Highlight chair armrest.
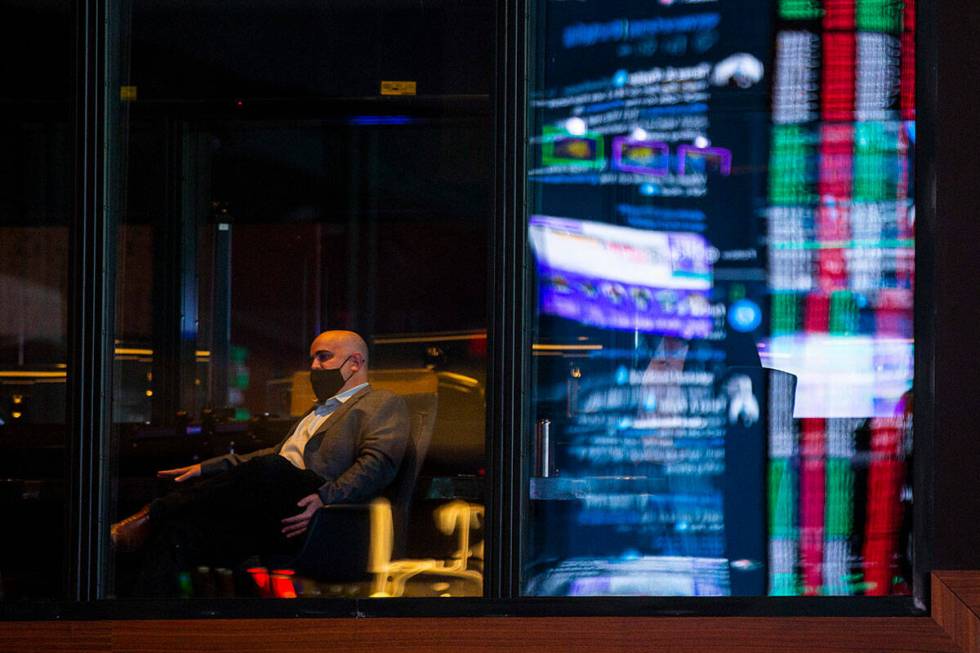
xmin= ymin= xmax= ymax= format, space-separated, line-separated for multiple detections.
xmin=290 ymin=503 xmax=373 ymax=582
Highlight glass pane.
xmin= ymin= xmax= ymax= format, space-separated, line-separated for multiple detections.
xmin=0 ymin=0 xmax=73 ymax=600
xmin=524 ymin=0 xmax=914 ymax=596
xmin=107 ymin=0 xmax=490 ymax=599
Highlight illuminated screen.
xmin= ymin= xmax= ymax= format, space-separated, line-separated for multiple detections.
xmin=612 ymin=138 xmax=670 ymax=176
xmin=525 ymin=0 xmax=915 ymax=598
xmin=760 ymin=334 xmax=913 ymax=418
xmin=763 ymin=0 xmax=915 ymax=597
xmin=530 ymin=216 xmax=713 ymax=338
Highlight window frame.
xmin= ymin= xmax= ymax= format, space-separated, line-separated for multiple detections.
xmin=1 ymin=0 xmax=970 ymax=620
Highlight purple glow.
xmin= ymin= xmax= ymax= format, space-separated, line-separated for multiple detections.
xmin=612 ymin=136 xmax=670 ymax=175
xmin=529 ymin=215 xmax=714 ymax=338
xmin=677 ymin=145 xmax=733 ymax=176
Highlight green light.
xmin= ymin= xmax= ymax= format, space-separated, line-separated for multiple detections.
xmin=857 ymin=0 xmax=904 ymax=32
xmin=769 ymin=239 xmax=914 ymax=251
xmin=853 ymin=122 xmax=902 ymax=202
xmin=769 ymin=459 xmax=797 ymax=538
xmin=770 ymin=569 xmax=801 ymax=596
xmin=771 ymin=292 xmax=799 ymax=335
xmin=769 ymin=126 xmax=818 ymax=206
xmin=780 ymin=0 xmax=824 ymax=20
xmin=824 ymin=459 xmax=854 ymax=537
xmin=829 ymin=291 xmax=860 ymax=335
xmin=541 ymin=125 xmax=606 ymax=170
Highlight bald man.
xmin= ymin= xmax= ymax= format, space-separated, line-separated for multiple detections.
xmin=111 ymin=330 xmax=410 ymax=595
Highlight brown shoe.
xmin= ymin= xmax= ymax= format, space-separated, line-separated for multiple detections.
xmin=111 ymin=504 xmax=152 ymax=552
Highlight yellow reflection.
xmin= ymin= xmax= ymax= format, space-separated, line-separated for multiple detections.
xmin=372 ymin=331 xmax=486 ymax=345
xmin=0 ymin=371 xmax=67 ymax=378
xmin=436 ymin=372 xmax=480 ymax=388
xmin=114 ymin=347 xmax=153 ymax=356
xmin=109 ymin=347 xmax=210 ymax=358
xmin=532 ymin=343 xmax=603 ymax=351
xmin=368 ymin=499 xmax=484 ymax=598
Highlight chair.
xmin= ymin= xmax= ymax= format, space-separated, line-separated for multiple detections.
xmin=287 ymin=370 xmax=437 ymax=586
xmin=368 ymin=499 xmax=484 ymax=597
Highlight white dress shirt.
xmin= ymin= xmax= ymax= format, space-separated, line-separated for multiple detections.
xmin=278 ymin=382 xmax=369 ymax=470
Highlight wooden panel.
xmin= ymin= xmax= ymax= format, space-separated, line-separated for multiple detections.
xmin=8 ymin=570 xmax=980 ymax=653
xmin=933 ymin=571 xmax=980 ymax=653
xmin=935 ymin=572 xmax=980 ymax=615
xmin=0 ymin=616 xmax=948 ymax=653
xmin=0 ymin=621 xmax=110 ymax=653
xmin=346 ymin=617 xmax=957 ymax=653
xmin=113 ymin=619 xmax=357 ymax=653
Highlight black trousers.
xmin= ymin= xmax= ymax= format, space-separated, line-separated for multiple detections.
xmin=136 ymin=455 xmax=323 ymax=596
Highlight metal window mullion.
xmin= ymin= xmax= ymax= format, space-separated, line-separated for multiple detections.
xmin=487 ymin=0 xmax=528 ymax=600
xmin=66 ymin=0 xmax=113 ymax=602
xmin=910 ymin=0 xmax=935 ymax=611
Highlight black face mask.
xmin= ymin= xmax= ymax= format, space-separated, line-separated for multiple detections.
xmin=309 ymin=355 xmax=353 ymax=403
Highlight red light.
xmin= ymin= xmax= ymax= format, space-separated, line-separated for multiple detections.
xmin=235 ymin=99 xmax=244 ymax=108
xmin=247 ymin=566 xmax=270 ymax=597
xmin=799 ymin=418 xmax=827 ymax=596
xmin=467 ymin=335 xmax=488 ymax=358
xmin=900 ymin=31 xmax=915 ymax=120
xmin=804 ymin=294 xmax=830 ymax=333
xmin=863 ymin=419 xmax=906 ymax=595
xmin=271 ymin=569 xmax=297 ymax=599
xmin=823 ymin=0 xmax=856 ymax=30
xmin=818 ymin=124 xmax=854 ymax=202
xmin=821 ymin=33 xmax=856 ymax=121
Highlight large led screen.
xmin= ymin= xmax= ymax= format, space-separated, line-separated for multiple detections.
xmin=524 ymin=0 xmax=914 ymax=597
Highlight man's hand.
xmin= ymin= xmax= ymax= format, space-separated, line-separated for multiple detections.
xmin=156 ymin=463 xmax=202 ymax=483
xmin=281 ymin=493 xmax=324 ymax=539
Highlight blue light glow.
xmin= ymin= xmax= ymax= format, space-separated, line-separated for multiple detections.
xmin=728 ymin=299 xmax=762 ymax=332
xmin=348 ymin=115 xmax=413 ymax=126
xmin=615 ymin=365 xmax=630 ymax=385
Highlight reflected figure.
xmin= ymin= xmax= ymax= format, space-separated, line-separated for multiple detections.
xmin=524 ymin=323 xmax=772 ymax=596
xmin=110 ymin=330 xmax=410 ymax=596
xmin=368 ymin=499 xmax=484 ymax=597
xmin=725 ymin=374 xmax=760 ymax=427
xmin=641 ymin=335 xmax=689 ymax=376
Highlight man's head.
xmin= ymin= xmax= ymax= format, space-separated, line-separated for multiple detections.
xmin=308 ymin=330 xmax=370 ymax=395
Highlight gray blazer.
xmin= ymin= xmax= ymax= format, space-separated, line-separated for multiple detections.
xmin=200 ymin=386 xmax=410 ymax=505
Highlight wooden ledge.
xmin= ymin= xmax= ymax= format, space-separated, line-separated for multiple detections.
xmin=0 ymin=572 xmax=978 ymax=653
xmin=933 ymin=571 xmax=980 ymax=653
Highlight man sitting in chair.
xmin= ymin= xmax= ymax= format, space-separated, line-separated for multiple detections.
xmin=111 ymin=330 xmax=410 ymax=596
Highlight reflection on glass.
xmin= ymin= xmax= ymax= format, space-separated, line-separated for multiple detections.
xmin=524 ymin=0 xmax=913 ymax=597
xmin=764 ymin=0 xmax=915 ymax=597
xmin=107 ymin=0 xmax=490 ymax=598
xmin=0 ymin=0 xmax=73 ymax=600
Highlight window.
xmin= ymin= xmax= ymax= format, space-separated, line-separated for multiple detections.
xmin=0 ymin=0 xmax=944 ymax=616
xmin=103 ymin=0 xmax=492 ymax=599
xmin=523 ymin=0 xmax=915 ymax=597
xmin=0 ymin=0 xmax=74 ymax=600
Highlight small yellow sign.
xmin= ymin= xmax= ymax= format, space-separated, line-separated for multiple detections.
xmin=120 ymin=85 xmax=138 ymax=102
xmin=380 ymin=80 xmax=417 ymax=96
